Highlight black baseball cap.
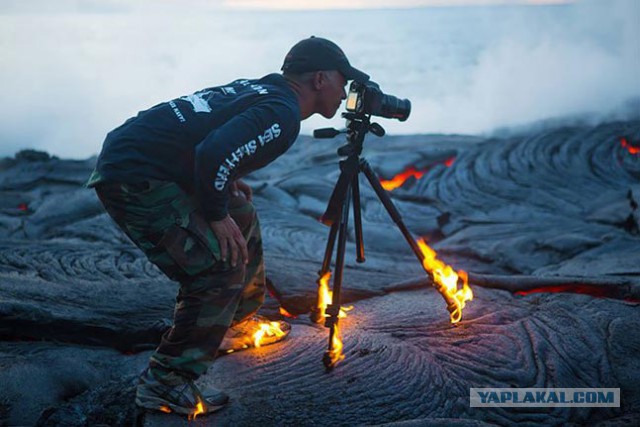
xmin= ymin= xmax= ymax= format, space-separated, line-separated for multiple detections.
xmin=281 ymin=36 xmax=369 ymax=83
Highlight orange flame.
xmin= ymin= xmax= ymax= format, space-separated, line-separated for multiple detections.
xmin=621 ymin=137 xmax=640 ymax=155
xmin=317 ymin=272 xmax=353 ymax=367
xmin=416 ymin=238 xmax=473 ymax=323
xmin=317 ymin=272 xmax=332 ymax=319
xmin=159 ymin=405 xmax=172 ymax=414
xmin=317 ymin=272 xmax=351 ymax=319
xmin=327 ymin=323 xmax=346 ymax=366
xmin=252 ymin=321 xmax=286 ymax=348
xmin=188 ymin=399 xmax=206 ymax=420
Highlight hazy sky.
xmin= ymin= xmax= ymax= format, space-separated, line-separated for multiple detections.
xmin=1 ymin=0 xmax=637 ymax=159
xmin=224 ymin=0 xmax=574 ymax=9
xmin=0 ymin=0 xmax=575 ymax=13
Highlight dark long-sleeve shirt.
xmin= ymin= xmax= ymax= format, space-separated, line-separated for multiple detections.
xmin=90 ymin=73 xmax=301 ymax=221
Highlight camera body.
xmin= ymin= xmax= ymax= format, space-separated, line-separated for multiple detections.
xmin=345 ymin=81 xmax=411 ymax=122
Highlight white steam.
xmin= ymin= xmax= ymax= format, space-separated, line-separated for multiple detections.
xmin=378 ymin=0 xmax=640 ymax=136
xmin=431 ymin=0 xmax=638 ymax=135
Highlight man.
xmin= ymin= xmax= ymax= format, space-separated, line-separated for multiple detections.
xmin=87 ymin=36 xmax=369 ymax=416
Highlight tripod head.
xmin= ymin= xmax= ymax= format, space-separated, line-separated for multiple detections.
xmin=314 ymin=79 xmax=410 ymax=150
xmin=313 ymin=112 xmax=386 ymax=157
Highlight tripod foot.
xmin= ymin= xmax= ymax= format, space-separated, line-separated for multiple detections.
xmin=322 ymin=351 xmax=335 ymax=371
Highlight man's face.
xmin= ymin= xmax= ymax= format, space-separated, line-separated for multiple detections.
xmin=316 ymin=71 xmax=347 ymax=119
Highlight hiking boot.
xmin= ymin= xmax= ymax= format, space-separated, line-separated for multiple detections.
xmin=219 ymin=314 xmax=291 ymax=354
xmin=135 ymin=369 xmax=229 ymax=416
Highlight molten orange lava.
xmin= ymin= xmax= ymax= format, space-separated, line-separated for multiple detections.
xmin=380 ymin=167 xmax=425 ymax=191
xmin=279 ymin=306 xmax=296 ymax=318
xmin=416 ymin=238 xmax=473 ymax=323
xmin=621 ymin=137 xmax=640 ymax=155
xmin=380 ymin=159 xmax=456 ymax=191
xmin=515 ymin=284 xmax=640 ymax=303
xmin=252 ymin=321 xmax=286 ymax=348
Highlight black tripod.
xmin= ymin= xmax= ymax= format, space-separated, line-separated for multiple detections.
xmin=313 ymin=112 xmax=460 ymax=371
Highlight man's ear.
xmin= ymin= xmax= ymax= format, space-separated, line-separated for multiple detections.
xmin=312 ymin=71 xmax=325 ymax=91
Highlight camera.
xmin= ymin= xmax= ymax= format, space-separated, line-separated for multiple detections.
xmin=345 ymin=81 xmax=411 ymax=122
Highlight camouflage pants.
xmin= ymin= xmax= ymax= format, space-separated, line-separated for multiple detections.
xmin=95 ymin=180 xmax=264 ymax=384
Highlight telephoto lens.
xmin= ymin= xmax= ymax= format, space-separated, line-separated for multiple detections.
xmin=348 ymin=81 xmax=411 ymax=122
xmin=372 ymin=93 xmax=411 ymax=122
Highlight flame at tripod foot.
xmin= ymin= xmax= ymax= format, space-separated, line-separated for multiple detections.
xmin=316 ymin=272 xmax=350 ymax=369
xmin=416 ymin=238 xmax=473 ymax=323
xmin=325 ymin=323 xmax=346 ymax=369
xmin=316 ymin=272 xmax=351 ymax=321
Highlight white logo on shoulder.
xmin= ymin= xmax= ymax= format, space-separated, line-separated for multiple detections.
xmin=180 ymin=91 xmax=213 ymax=113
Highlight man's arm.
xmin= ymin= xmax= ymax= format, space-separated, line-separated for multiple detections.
xmin=194 ymin=101 xmax=298 ymax=266
xmin=212 ymin=180 xmax=252 ymax=267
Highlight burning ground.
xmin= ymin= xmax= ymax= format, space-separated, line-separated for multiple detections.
xmin=0 ymin=120 xmax=639 ymax=426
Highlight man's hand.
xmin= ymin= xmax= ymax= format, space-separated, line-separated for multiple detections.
xmin=229 ymin=179 xmax=252 ymax=202
xmin=210 ymin=215 xmax=248 ymax=267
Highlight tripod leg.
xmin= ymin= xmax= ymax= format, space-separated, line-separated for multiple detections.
xmin=321 ymin=156 xmax=359 ymax=226
xmin=320 ymin=223 xmax=338 ymax=275
xmin=360 ymin=160 xmax=423 ymax=260
xmin=323 ymin=183 xmax=352 ymax=370
xmin=361 ymin=159 xmax=467 ymax=319
xmin=352 ymin=173 xmax=365 ymax=263
xmin=311 ymin=223 xmax=339 ymax=323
